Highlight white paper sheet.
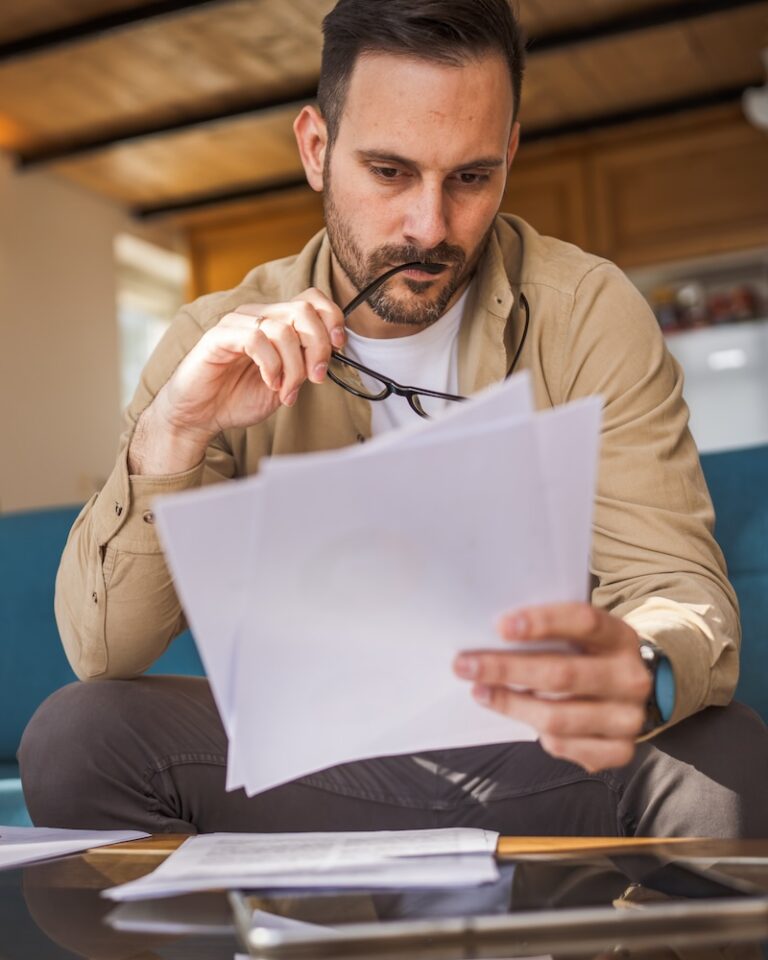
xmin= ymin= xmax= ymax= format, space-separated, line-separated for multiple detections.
xmin=154 ymin=374 xmax=603 ymax=798
xmin=103 ymin=829 xmax=499 ymax=901
xmin=231 ymin=404 xmax=601 ymax=796
xmin=154 ymin=372 xmax=536 ymax=751
xmin=0 ymin=826 xmax=148 ymax=871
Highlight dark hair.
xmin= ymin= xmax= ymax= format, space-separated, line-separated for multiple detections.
xmin=318 ymin=0 xmax=526 ymax=146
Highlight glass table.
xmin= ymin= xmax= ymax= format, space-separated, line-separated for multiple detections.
xmin=3 ymin=835 xmax=768 ymax=960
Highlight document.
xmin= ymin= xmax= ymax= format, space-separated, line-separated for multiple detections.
xmin=154 ymin=373 xmax=602 ymax=797
xmin=103 ymin=829 xmax=499 ymax=901
xmin=0 ymin=826 xmax=148 ymax=871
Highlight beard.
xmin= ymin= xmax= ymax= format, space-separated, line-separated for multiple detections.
xmin=324 ymin=180 xmax=492 ymax=329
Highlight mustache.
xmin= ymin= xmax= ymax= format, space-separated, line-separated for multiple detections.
xmin=369 ymin=243 xmax=466 ymax=271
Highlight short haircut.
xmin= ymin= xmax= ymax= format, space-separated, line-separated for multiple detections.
xmin=318 ymin=0 xmax=526 ymax=146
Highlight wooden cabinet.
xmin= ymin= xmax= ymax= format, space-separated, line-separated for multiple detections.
xmin=187 ymin=188 xmax=324 ymax=295
xmin=588 ymin=107 xmax=768 ymax=266
xmin=502 ymin=147 xmax=591 ymax=249
xmin=187 ymin=105 xmax=768 ymax=296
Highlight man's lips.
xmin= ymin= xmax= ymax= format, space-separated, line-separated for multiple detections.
xmin=396 ymin=262 xmax=448 ymax=280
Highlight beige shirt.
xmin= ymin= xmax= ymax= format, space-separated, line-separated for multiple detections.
xmin=55 ymin=214 xmax=740 ymax=730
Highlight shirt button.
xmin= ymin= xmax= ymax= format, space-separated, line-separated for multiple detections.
xmin=91 ymin=592 xmax=98 ymax=604
xmin=356 ymin=434 xmax=366 ymax=444
xmin=114 ymin=502 xmax=123 ymax=516
xmin=142 ymin=510 xmax=156 ymax=524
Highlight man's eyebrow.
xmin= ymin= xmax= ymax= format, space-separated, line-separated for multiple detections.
xmin=355 ymin=150 xmax=505 ymax=170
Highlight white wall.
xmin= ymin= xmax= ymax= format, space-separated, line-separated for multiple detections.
xmin=0 ymin=157 xmax=146 ymax=512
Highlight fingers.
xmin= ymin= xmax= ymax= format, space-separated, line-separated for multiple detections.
xmin=454 ymin=649 xmax=651 ymax=702
xmin=197 ymin=318 xmax=283 ymax=392
xmin=454 ymin=604 xmax=651 ymax=773
xmin=497 ymin=602 xmax=638 ymax=652
xmin=297 ymin=287 xmax=347 ymax=349
xmin=222 ymin=290 xmax=343 ymax=406
xmin=472 ymin=686 xmax=642 ymax=772
xmin=539 ymin=734 xmax=636 ymax=773
xmin=473 ymin=686 xmax=646 ymax=740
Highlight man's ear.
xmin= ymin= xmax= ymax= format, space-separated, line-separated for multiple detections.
xmin=294 ymin=105 xmax=328 ymax=192
xmin=507 ymin=120 xmax=520 ymax=170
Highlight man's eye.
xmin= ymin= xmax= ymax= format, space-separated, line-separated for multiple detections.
xmin=371 ymin=166 xmax=401 ymax=181
xmin=456 ymin=172 xmax=490 ymax=185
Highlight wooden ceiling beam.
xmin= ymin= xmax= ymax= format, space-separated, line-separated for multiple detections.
xmin=528 ymin=0 xmax=765 ymax=53
xmin=133 ymin=83 xmax=750 ymax=220
xmin=135 ymin=175 xmax=309 ymax=219
xmin=14 ymin=0 xmax=768 ymax=169
xmin=16 ymin=88 xmax=318 ymax=169
xmin=521 ymin=84 xmax=754 ymax=143
xmin=0 ymin=0 xmax=232 ymax=64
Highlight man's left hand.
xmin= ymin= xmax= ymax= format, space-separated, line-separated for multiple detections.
xmin=453 ymin=603 xmax=652 ymax=773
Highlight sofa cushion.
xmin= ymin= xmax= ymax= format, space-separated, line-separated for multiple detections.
xmin=701 ymin=445 xmax=768 ymax=722
xmin=0 ymin=505 xmax=205 ymax=764
xmin=0 ymin=763 xmax=30 ymax=827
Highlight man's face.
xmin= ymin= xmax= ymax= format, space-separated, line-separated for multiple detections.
xmin=323 ymin=52 xmax=517 ymax=328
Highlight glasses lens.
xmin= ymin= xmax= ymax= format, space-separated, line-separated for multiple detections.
xmin=409 ymin=392 xmax=461 ymax=419
xmin=328 ymin=354 xmax=389 ymax=401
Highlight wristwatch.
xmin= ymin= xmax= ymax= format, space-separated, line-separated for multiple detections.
xmin=638 ymin=640 xmax=676 ymax=734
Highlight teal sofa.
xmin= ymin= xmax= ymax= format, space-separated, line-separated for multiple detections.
xmin=0 ymin=506 xmax=204 ymax=826
xmin=1 ymin=444 xmax=767 ymax=826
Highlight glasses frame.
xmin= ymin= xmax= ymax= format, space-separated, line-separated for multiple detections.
xmin=327 ymin=261 xmax=531 ymax=419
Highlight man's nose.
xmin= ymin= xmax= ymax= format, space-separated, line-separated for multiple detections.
xmin=402 ymin=183 xmax=448 ymax=251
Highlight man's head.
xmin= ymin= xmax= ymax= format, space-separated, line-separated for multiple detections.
xmin=294 ymin=0 xmax=526 ymax=330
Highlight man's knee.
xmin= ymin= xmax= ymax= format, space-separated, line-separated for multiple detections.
xmin=19 ymin=680 xmax=140 ymax=827
xmin=633 ymin=701 xmax=768 ymax=838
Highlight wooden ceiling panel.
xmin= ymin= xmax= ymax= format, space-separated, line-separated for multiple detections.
xmin=0 ymin=0 xmax=333 ymax=152
xmin=52 ymin=105 xmax=306 ymax=205
xmin=1 ymin=0 xmax=765 ymax=216
xmin=0 ymin=0 xmax=160 ymax=45
xmin=686 ymin=5 xmax=768 ymax=88
xmin=521 ymin=5 xmax=767 ymax=129
xmin=518 ymin=0 xmax=700 ymax=38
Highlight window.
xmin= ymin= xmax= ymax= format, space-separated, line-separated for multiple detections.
xmin=115 ymin=233 xmax=189 ymax=410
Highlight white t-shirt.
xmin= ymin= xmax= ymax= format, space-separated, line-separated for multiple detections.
xmin=344 ymin=287 xmax=470 ymax=436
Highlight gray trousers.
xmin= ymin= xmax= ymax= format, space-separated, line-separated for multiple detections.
xmin=18 ymin=676 xmax=768 ymax=837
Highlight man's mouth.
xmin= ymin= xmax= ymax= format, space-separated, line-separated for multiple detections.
xmin=396 ymin=262 xmax=448 ymax=280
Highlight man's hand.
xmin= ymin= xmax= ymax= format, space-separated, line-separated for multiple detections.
xmin=129 ymin=289 xmax=345 ymax=476
xmin=453 ymin=603 xmax=652 ymax=773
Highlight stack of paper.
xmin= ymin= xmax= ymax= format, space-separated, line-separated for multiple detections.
xmin=102 ymin=828 xmax=499 ymax=901
xmin=0 ymin=826 xmax=149 ymax=870
xmin=154 ymin=372 xmax=602 ymax=797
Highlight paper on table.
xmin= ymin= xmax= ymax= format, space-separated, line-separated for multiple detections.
xmin=103 ymin=829 xmax=499 ymax=901
xmin=0 ymin=826 xmax=148 ymax=871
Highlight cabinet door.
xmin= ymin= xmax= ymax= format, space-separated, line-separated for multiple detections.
xmin=589 ymin=107 xmax=768 ymax=267
xmin=188 ymin=188 xmax=324 ymax=295
xmin=502 ymin=149 xmax=590 ymax=250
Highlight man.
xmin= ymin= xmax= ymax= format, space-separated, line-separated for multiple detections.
xmin=20 ymin=0 xmax=768 ymax=836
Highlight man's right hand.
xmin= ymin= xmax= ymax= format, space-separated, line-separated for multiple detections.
xmin=128 ymin=288 xmax=346 ymax=476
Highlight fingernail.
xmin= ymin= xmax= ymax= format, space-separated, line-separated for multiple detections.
xmin=284 ymin=389 xmax=298 ymax=407
xmin=331 ymin=327 xmax=346 ymax=347
xmin=454 ymin=655 xmax=479 ymax=679
xmin=473 ymin=684 xmax=492 ymax=705
xmin=314 ymin=362 xmax=328 ymax=381
xmin=502 ymin=613 xmax=530 ymax=638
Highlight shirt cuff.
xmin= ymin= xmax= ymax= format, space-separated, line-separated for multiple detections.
xmin=623 ymin=596 xmax=721 ymax=730
xmin=91 ymin=443 xmax=205 ymax=553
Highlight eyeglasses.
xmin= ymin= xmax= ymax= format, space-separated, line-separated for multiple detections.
xmin=328 ymin=261 xmax=530 ymax=419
